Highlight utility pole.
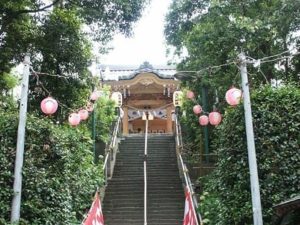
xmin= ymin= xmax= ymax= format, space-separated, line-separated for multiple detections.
xmin=239 ymin=52 xmax=263 ymax=225
xmin=11 ymin=55 xmax=31 ymax=223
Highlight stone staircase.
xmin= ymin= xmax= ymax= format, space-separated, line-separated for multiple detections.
xmin=103 ymin=135 xmax=185 ymax=225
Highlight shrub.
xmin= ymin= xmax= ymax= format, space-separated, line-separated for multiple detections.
xmin=0 ymin=100 xmax=103 ymax=224
xmin=200 ymin=85 xmax=300 ymax=225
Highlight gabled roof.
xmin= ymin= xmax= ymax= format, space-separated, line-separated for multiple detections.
xmin=118 ymin=68 xmax=175 ymax=80
xmin=100 ymin=62 xmax=177 ymax=81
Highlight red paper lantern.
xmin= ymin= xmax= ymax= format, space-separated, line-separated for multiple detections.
xmin=199 ymin=115 xmax=209 ymax=126
xmin=68 ymin=113 xmax=81 ymax=126
xmin=225 ymin=87 xmax=242 ymax=106
xmin=193 ymin=105 xmax=202 ymax=115
xmin=186 ymin=91 xmax=195 ymax=99
xmin=40 ymin=97 xmax=58 ymax=115
xmin=78 ymin=109 xmax=89 ymax=120
xmin=209 ymin=112 xmax=222 ymax=126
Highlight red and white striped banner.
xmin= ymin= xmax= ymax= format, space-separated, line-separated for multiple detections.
xmin=82 ymin=192 xmax=104 ymax=225
xmin=183 ymin=188 xmax=199 ymax=225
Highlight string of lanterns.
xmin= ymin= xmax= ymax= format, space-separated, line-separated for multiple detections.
xmin=186 ymin=87 xmax=243 ymax=127
xmin=40 ymin=89 xmax=105 ymax=126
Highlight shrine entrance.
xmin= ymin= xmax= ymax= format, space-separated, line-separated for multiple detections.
xmin=103 ymin=64 xmax=179 ymax=135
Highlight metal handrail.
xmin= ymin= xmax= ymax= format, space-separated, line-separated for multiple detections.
xmin=102 ymin=116 xmax=121 ymax=184
xmin=175 ymin=115 xmax=203 ymax=225
xmin=144 ymin=118 xmax=149 ymax=225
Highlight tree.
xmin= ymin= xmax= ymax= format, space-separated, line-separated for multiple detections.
xmin=0 ymin=0 xmax=148 ymax=94
xmin=165 ymin=0 xmax=300 ymax=159
xmin=165 ymin=0 xmax=300 ymax=85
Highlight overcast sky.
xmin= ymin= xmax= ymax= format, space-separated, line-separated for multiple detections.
xmin=99 ymin=0 xmax=172 ymax=66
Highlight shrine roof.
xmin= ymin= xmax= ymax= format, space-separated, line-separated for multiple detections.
xmin=100 ymin=63 xmax=177 ymax=81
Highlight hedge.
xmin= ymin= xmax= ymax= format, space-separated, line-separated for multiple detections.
xmin=199 ymin=85 xmax=300 ymax=225
xmin=0 ymin=98 xmax=103 ymax=224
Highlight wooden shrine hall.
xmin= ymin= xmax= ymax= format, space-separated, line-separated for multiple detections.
xmin=102 ymin=62 xmax=180 ymax=135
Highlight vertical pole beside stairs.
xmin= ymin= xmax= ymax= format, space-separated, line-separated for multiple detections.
xmin=239 ymin=52 xmax=263 ymax=225
xmin=11 ymin=55 xmax=31 ymax=223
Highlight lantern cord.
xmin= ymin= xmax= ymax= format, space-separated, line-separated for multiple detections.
xmin=30 ymin=68 xmax=76 ymax=79
xmin=258 ymin=69 xmax=270 ymax=84
xmin=39 ymin=81 xmax=74 ymax=111
xmin=175 ymin=46 xmax=299 ymax=75
xmin=247 ymin=48 xmax=300 ymax=65
xmin=31 ymin=70 xmax=79 ymax=112
xmin=174 ymin=60 xmax=237 ymax=75
xmin=260 ymin=52 xmax=300 ymax=64
xmin=30 ymin=67 xmax=104 ymax=112
xmin=197 ymin=61 xmax=236 ymax=73
xmin=247 ymin=49 xmax=291 ymax=62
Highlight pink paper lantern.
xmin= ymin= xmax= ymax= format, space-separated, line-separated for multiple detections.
xmin=90 ymin=91 xmax=100 ymax=101
xmin=209 ymin=112 xmax=222 ymax=126
xmin=68 ymin=113 xmax=81 ymax=126
xmin=78 ymin=109 xmax=89 ymax=120
xmin=199 ymin=115 xmax=209 ymax=126
xmin=193 ymin=105 xmax=202 ymax=115
xmin=40 ymin=97 xmax=58 ymax=115
xmin=186 ymin=91 xmax=195 ymax=99
xmin=225 ymin=87 xmax=242 ymax=106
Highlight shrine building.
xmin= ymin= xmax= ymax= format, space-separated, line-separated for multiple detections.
xmin=102 ymin=62 xmax=180 ymax=135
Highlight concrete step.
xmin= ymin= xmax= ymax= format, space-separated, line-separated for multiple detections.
xmin=103 ymin=136 xmax=184 ymax=225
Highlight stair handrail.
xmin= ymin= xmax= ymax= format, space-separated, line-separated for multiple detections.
xmin=175 ymin=115 xmax=203 ymax=225
xmin=102 ymin=115 xmax=121 ymax=184
xmin=144 ymin=117 xmax=149 ymax=225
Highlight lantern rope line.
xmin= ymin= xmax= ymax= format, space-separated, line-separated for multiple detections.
xmin=30 ymin=67 xmax=79 ymax=80
xmin=30 ymin=68 xmax=105 ymax=114
xmin=260 ymin=52 xmax=300 ymax=64
xmin=247 ymin=49 xmax=300 ymax=65
xmin=174 ymin=47 xmax=299 ymax=76
xmin=31 ymin=71 xmax=73 ymax=79
xmin=247 ymin=49 xmax=292 ymax=61
xmin=257 ymin=69 xmax=270 ymax=84
xmin=31 ymin=70 xmax=87 ymax=112
xmin=39 ymin=81 xmax=74 ymax=111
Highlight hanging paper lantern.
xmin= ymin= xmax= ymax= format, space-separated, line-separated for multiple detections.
xmin=225 ymin=87 xmax=242 ymax=106
xmin=90 ymin=91 xmax=100 ymax=101
xmin=173 ymin=91 xmax=183 ymax=107
xmin=199 ymin=115 xmax=209 ymax=126
xmin=40 ymin=97 xmax=58 ymax=115
xmin=78 ymin=109 xmax=89 ymax=120
xmin=209 ymin=112 xmax=222 ymax=126
xmin=87 ymin=103 xmax=94 ymax=112
xmin=68 ymin=113 xmax=81 ymax=126
xmin=193 ymin=105 xmax=202 ymax=115
xmin=111 ymin=92 xmax=123 ymax=107
xmin=186 ymin=91 xmax=195 ymax=99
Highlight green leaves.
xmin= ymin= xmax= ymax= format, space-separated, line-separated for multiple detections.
xmin=165 ymin=0 xmax=300 ymax=93
xmin=0 ymin=101 xmax=103 ymax=224
xmin=199 ymin=85 xmax=300 ymax=225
